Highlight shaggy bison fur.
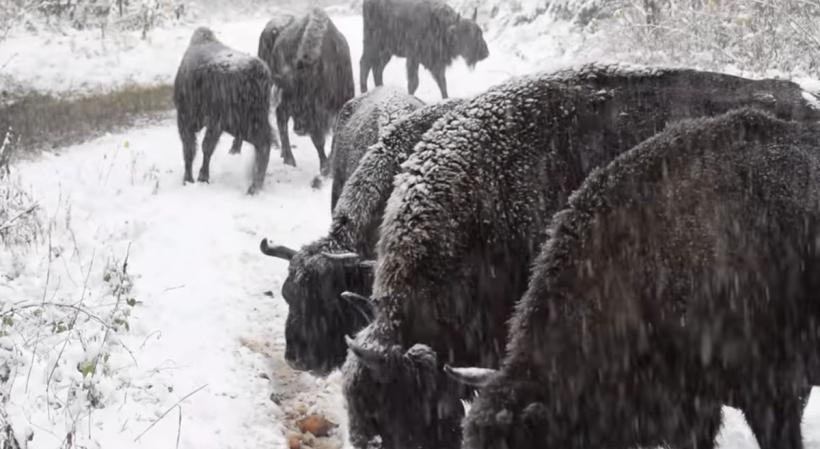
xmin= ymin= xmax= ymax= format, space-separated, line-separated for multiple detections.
xmin=330 ymin=86 xmax=424 ymax=211
xmin=340 ymin=63 xmax=820 ymax=449
xmin=451 ymin=109 xmax=820 ymax=449
xmin=173 ymin=27 xmax=274 ymax=194
xmin=259 ymin=99 xmax=466 ymax=375
xmin=258 ymin=8 xmax=355 ymax=175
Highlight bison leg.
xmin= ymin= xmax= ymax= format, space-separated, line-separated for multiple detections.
xmin=372 ymin=53 xmax=391 ymax=87
xmin=248 ymin=137 xmax=271 ymax=195
xmin=359 ymin=54 xmax=373 ymax=94
xmin=178 ymin=123 xmax=197 ymax=184
xmin=229 ymin=136 xmax=242 ymax=155
xmin=406 ymin=59 xmax=420 ymax=95
xmin=311 ymin=132 xmax=329 ymax=176
xmin=666 ymin=398 xmax=722 ymax=449
xmin=741 ymin=393 xmax=805 ymax=449
xmin=430 ymin=66 xmax=449 ymax=99
xmin=277 ymin=108 xmax=296 ymax=167
xmin=197 ymin=125 xmax=222 ymax=183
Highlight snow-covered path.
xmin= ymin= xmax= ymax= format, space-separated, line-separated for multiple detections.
xmin=3 ymin=9 xmax=820 ymax=449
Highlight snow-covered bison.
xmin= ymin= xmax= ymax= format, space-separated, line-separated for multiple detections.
xmin=340 ymin=64 xmax=820 ymax=449
xmin=330 ymin=86 xmax=424 ymax=211
xmin=360 ymin=0 xmax=489 ymax=99
xmin=173 ymin=27 xmax=274 ymax=194
xmin=259 ymin=99 xmax=465 ymax=375
xmin=258 ymin=8 xmax=355 ymax=175
xmin=449 ymin=109 xmax=820 ymax=449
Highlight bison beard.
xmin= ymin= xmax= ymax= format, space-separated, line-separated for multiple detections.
xmin=258 ymin=99 xmax=465 ymax=376
xmin=173 ymin=27 xmax=274 ymax=194
xmin=341 ymin=64 xmax=820 ymax=449
xmin=258 ymin=8 xmax=355 ymax=175
xmin=360 ymin=0 xmax=489 ymax=99
xmin=452 ymin=109 xmax=820 ymax=449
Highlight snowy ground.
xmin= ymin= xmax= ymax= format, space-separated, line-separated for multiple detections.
xmin=3 ymin=6 xmax=820 ymax=449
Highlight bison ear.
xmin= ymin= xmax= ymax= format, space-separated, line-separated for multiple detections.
xmin=260 ymin=239 xmax=297 ymax=260
xmin=472 ymin=7 xmax=478 ymax=22
xmin=444 ymin=365 xmax=498 ymax=388
xmin=346 ymin=336 xmax=387 ymax=372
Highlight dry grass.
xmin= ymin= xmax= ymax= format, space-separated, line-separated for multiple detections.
xmin=0 ymin=83 xmax=173 ymax=153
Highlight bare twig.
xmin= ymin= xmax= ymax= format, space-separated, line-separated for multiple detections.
xmin=25 ymin=229 xmax=52 ymax=393
xmin=0 ymin=204 xmax=38 ymax=233
xmin=176 ymin=405 xmax=182 ymax=449
xmin=92 ymin=242 xmax=131 ymax=374
xmin=46 ymin=250 xmax=96 ymax=391
xmin=133 ymin=384 xmax=208 ymax=442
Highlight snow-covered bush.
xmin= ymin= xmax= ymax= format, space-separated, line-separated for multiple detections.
xmin=0 ymin=0 xmax=189 ymax=40
xmin=602 ymin=0 xmax=820 ymax=76
xmin=0 ymin=128 xmax=42 ymax=251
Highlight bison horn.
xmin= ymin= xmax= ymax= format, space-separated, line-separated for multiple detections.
xmin=345 ymin=335 xmax=387 ymax=369
xmin=260 ymin=239 xmax=297 ymax=260
xmin=472 ymin=7 xmax=478 ymax=22
xmin=340 ymin=291 xmax=375 ymax=321
xmin=322 ymin=251 xmax=361 ymax=261
xmin=444 ymin=364 xmax=498 ymax=388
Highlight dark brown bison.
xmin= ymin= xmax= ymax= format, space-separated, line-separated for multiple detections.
xmin=259 ymin=99 xmax=464 ymax=375
xmin=341 ymin=64 xmax=820 ymax=449
xmin=173 ymin=27 xmax=274 ymax=194
xmin=449 ymin=109 xmax=820 ymax=449
xmin=330 ymin=86 xmax=424 ymax=211
xmin=258 ymin=8 xmax=354 ymax=175
xmin=360 ymin=0 xmax=489 ymax=99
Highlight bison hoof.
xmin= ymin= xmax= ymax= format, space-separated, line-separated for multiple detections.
xmin=183 ymin=175 xmax=194 ymax=184
xmin=229 ymin=147 xmax=241 ymax=155
xmin=283 ymin=157 xmax=296 ymax=167
xmin=320 ymin=164 xmax=330 ymax=177
xmin=247 ymin=183 xmax=263 ymax=195
xmin=197 ymin=173 xmax=210 ymax=183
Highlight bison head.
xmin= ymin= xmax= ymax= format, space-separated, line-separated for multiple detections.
xmin=260 ymin=238 xmax=375 ymax=375
xmin=448 ymin=365 xmax=551 ymax=449
xmin=343 ymin=337 xmax=464 ymax=449
xmin=190 ymin=26 xmax=217 ymax=46
xmin=453 ymin=9 xmax=489 ymax=69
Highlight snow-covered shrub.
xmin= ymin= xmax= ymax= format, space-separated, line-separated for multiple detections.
xmin=0 ymin=129 xmax=42 ymax=250
xmin=599 ymin=0 xmax=820 ymax=76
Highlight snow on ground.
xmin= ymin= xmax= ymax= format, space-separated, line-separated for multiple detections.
xmin=3 ymin=5 xmax=820 ymax=449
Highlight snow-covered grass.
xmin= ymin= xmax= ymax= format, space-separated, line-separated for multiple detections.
xmin=3 ymin=3 xmax=820 ymax=449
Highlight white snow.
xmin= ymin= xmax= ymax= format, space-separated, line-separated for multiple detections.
xmin=3 ymin=4 xmax=820 ymax=449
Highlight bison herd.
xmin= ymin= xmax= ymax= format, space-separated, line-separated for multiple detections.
xmin=171 ymin=2 xmax=820 ymax=449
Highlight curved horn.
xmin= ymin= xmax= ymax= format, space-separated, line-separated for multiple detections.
xmin=472 ymin=7 xmax=478 ymax=21
xmin=345 ymin=335 xmax=386 ymax=370
xmin=260 ymin=239 xmax=297 ymax=260
xmin=340 ymin=291 xmax=375 ymax=321
xmin=322 ymin=251 xmax=361 ymax=261
xmin=444 ymin=364 xmax=497 ymax=388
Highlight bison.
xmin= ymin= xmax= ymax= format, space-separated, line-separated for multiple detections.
xmin=258 ymin=8 xmax=355 ymax=175
xmin=260 ymin=99 xmax=465 ymax=375
xmin=330 ymin=86 xmax=424 ymax=211
xmin=173 ymin=27 xmax=274 ymax=194
xmin=360 ymin=0 xmax=489 ymax=99
xmin=449 ymin=109 xmax=820 ymax=449
xmin=340 ymin=64 xmax=820 ymax=449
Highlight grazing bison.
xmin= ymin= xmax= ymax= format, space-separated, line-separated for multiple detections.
xmin=449 ymin=109 xmax=820 ymax=449
xmin=330 ymin=86 xmax=424 ymax=211
xmin=260 ymin=99 xmax=465 ymax=375
xmin=258 ymin=8 xmax=355 ymax=175
xmin=174 ymin=27 xmax=274 ymax=194
xmin=360 ymin=0 xmax=489 ymax=99
xmin=341 ymin=64 xmax=820 ymax=449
